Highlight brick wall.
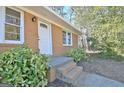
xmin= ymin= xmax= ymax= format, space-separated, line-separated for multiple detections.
xmin=24 ymin=12 xmax=39 ymax=52
xmin=0 ymin=12 xmax=39 ymax=53
xmin=0 ymin=12 xmax=78 ymax=56
xmin=52 ymin=24 xmax=78 ymax=56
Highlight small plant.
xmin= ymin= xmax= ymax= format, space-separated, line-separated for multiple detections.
xmin=0 ymin=46 xmax=48 ymax=87
xmin=67 ymin=48 xmax=87 ymax=63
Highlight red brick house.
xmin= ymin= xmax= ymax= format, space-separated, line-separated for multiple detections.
xmin=0 ymin=6 xmax=81 ymax=56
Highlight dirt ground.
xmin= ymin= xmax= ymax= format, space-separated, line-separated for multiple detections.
xmin=78 ymin=56 xmax=124 ymax=83
xmin=47 ymin=79 xmax=72 ymax=87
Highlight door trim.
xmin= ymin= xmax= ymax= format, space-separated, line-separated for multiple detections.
xmin=38 ymin=20 xmax=53 ymax=55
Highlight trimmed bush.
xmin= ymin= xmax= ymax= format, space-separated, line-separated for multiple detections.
xmin=67 ymin=48 xmax=87 ymax=63
xmin=0 ymin=46 xmax=48 ymax=87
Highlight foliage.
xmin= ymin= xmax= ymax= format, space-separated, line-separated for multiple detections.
xmin=87 ymin=37 xmax=99 ymax=50
xmin=99 ymin=48 xmax=124 ymax=61
xmin=73 ymin=6 xmax=96 ymax=29
xmin=49 ymin=6 xmax=74 ymax=22
xmin=67 ymin=48 xmax=87 ymax=63
xmin=0 ymin=46 xmax=48 ymax=87
xmin=74 ymin=6 xmax=124 ymax=59
xmin=100 ymin=48 xmax=118 ymax=58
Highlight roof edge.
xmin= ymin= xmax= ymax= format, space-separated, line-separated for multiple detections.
xmin=16 ymin=6 xmax=82 ymax=34
xmin=43 ymin=6 xmax=82 ymax=34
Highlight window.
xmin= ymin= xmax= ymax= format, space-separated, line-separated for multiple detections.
xmin=62 ymin=31 xmax=72 ymax=46
xmin=68 ymin=33 xmax=71 ymax=45
xmin=5 ymin=24 xmax=20 ymax=40
xmin=40 ymin=23 xmax=48 ymax=29
xmin=63 ymin=31 xmax=66 ymax=44
xmin=0 ymin=7 xmax=24 ymax=44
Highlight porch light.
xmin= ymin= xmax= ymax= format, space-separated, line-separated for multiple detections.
xmin=32 ymin=16 xmax=37 ymax=22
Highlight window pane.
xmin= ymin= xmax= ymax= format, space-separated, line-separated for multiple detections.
xmin=63 ymin=31 xmax=66 ymax=44
xmin=5 ymin=24 xmax=20 ymax=40
xmin=6 ymin=7 xmax=20 ymax=26
xmin=40 ymin=23 xmax=48 ymax=29
xmin=68 ymin=33 xmax=71 ymax=45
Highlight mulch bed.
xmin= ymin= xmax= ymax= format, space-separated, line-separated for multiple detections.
xmin=47 ymin=79 xmax=73 ymax=87
xmin=0 ymin=79 xmax=72 ymax=87
xmin=77 ymin=56 xmax=124 ymax=83
xmin=0 ymin=83 xmax=12 ymax=87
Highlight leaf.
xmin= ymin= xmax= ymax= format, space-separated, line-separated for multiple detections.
xmin=0 ymin=46 xmax=48 ymax=86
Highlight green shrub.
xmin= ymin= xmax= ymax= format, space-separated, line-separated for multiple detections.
xmin=67 ymin=48 xmax=87 ymax=63
xmin=100 ymin=48 xmax=117 ymax=59
xmin=0 ymin=46 xmax=48 ymax=87
xmin=99 ymin=48 xmax=124 ymax=61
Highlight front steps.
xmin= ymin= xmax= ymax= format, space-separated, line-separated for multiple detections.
xmin=48 ymin=56 xmax=83 ymax=85
xmin=48 ymin=56 xmax=124 ymax=87
xmin=65 ymin=66 xmax=82 ymax=81
xmin=56 ymin=61 xmax=83 ymax=85
xmin=57 ymin=61 xmax=76 ymax=75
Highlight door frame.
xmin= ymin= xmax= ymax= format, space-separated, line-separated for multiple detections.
xmin=38 ymin=20 xmax=53 ymax=55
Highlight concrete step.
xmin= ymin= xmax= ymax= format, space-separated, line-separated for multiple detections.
xmin=48 ymin=56 xmax=73 ymax=67
xmin=65 ymin=66 xmax=83 ymax=83
xmin=57 ymin=62 xmax=76 ymax=75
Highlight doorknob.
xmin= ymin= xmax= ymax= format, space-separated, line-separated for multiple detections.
xmin=37 ymin=38 xmax=40 ymax=40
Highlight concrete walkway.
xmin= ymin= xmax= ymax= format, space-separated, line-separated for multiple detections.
xmin=75 ymin=72 xmax=124 ymax=87
xmin=48 ymin=56 xmax=124 ymax=87
xmin=78 ymin=59 xmax=124 ymax=83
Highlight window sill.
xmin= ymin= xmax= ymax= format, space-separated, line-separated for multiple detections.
xmin=0 ymin=40 xmax=24 ymax=45
xmin=63 ymin=44 xmax=72 ymax=47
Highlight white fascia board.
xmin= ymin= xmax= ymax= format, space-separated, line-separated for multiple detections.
xmin=17 ymin=6 xmax=82 ymax=35
xmin=43 ymin=6 xmax=81 ymax=33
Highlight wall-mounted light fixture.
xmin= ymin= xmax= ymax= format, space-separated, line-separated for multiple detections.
xmin=32 ymin=16 xmax=37 ymax=22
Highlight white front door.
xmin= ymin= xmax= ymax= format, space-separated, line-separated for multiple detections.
xmin=39 ymin=21 xmax=52 ymax=55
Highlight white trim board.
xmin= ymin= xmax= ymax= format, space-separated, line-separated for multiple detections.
xmin=62 ymin=31 xmax=73 ymax=46
xmin=0 ymin=6 xmax=24 ymax=44
xmin=16 ymin=6 xmax=81 ymax=35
